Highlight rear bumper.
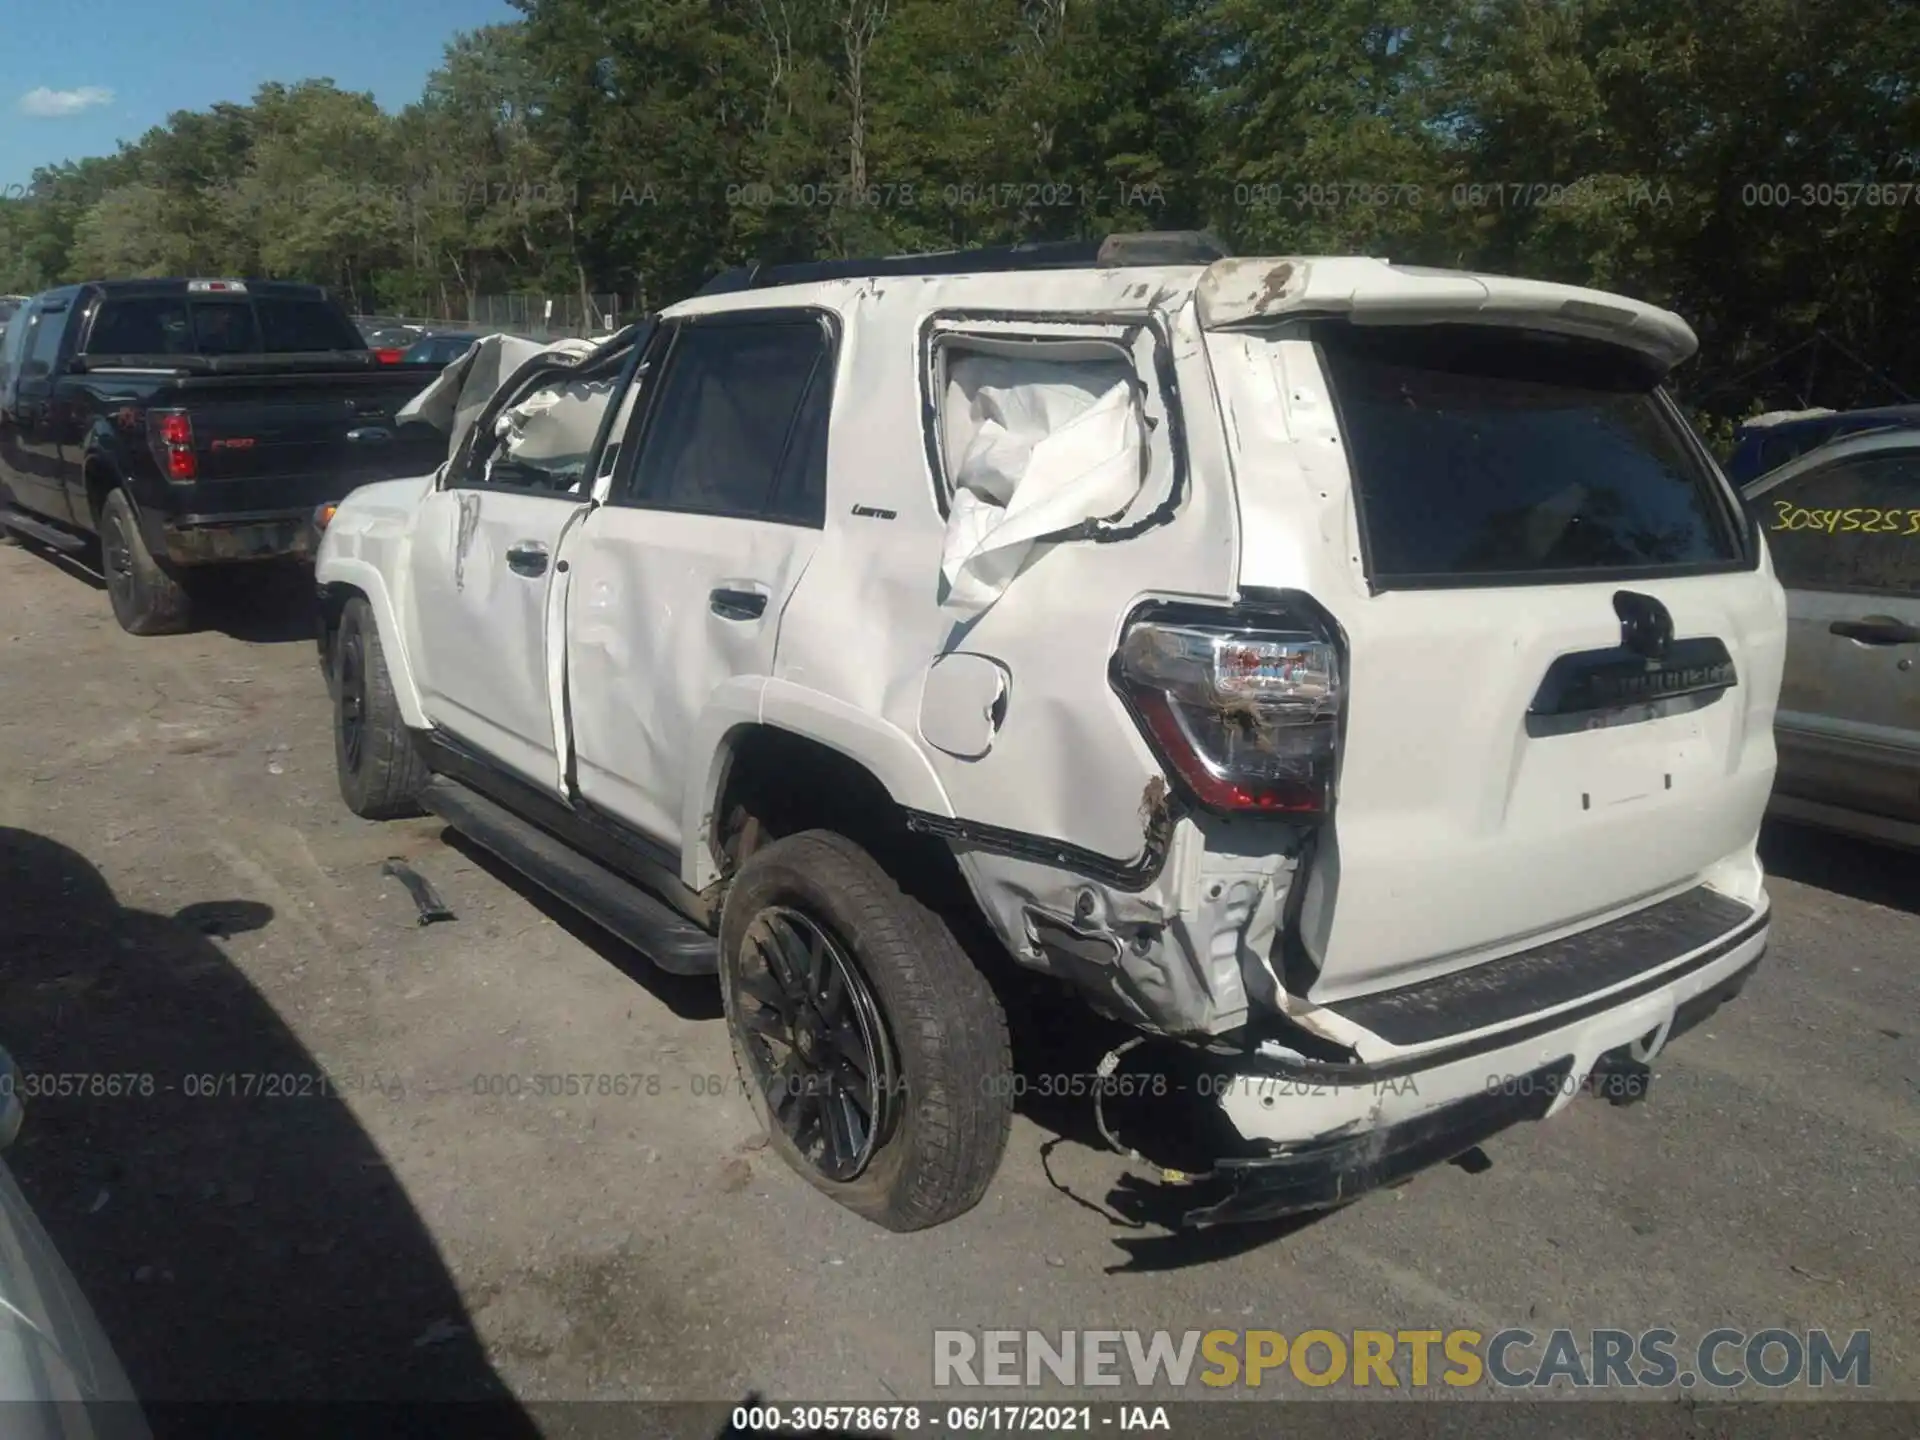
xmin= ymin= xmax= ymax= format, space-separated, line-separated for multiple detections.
xmin=1183 ymin=906 xmax=1767 ymax=1226
xmin=160 ymin=508 xmax=315 ymax=565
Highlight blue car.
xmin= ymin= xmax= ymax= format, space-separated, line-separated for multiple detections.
xmin=1724 ymin=404 xmax=1920 ymax=487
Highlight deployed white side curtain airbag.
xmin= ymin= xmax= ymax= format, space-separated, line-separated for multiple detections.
xmin=938 ymin=354 xmax=1147 ymax=619
xmin=492 ymin=378 xmax=614 ymax=470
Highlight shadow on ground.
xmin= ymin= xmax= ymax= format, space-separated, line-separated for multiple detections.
xmin=3 ymin=535 xmax=316 ymax=644
xmin=438 ymin=830 xmax=724 ymax=1023
xmin=1760 ymin=817 xmax=1920 ymax=916
xmin=433 ymin=824 xmax=1338 ymax=1272
xmin=0 ymin=827 xmax=539 ymax=1432
xmin=995 ymin=982 xmax=1335 ymax=1271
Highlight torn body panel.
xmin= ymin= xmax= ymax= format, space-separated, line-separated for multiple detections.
xmin=1179 ymin=919 xmax=1766 ymax=1225
xmin=947 ymin=807 xmax=1300 ymax=1036
xmin=771 ymin=277 xmax=1243 ymax=868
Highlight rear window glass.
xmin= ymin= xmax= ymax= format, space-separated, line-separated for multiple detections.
xmin=86 ymin=295 xmax=365 ymax=357
xmin=1318 ymin=324 xmax=1744 ymax=586
xmin=255 ymin=297 xmax=365 ymax=352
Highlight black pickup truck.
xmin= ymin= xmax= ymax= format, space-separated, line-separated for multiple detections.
xmin=0 ymin=278 xmax=444 ymax=634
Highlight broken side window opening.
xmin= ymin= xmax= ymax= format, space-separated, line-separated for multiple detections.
xmin=925 ymin=325 xmax=1174 ymax=619
xmin=486 ymin=374 xmax=618 ymax=495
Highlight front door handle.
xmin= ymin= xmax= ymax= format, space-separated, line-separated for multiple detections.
xmin=505 ymin=541 xmax=549 ymax=577
xmin=1830 ymin=616 xmax=1920 ymax=646
xmin=709 ymin=586 xmax=768 ymax=621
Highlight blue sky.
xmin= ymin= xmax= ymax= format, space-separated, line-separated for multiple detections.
xmin=1 ymin=0 xmax=518 ymax=191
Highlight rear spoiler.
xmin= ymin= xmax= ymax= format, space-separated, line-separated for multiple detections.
xmin=1193 ymin=257 xmax=1698 ymax=372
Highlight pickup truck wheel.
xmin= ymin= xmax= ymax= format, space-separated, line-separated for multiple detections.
xmin=719 ymin=831 xmax=1013 ymax=1231
xmin=99 ymin=490 xmax=192 ymax=636
xmin=333 ymin=596 xmax=428 ymax=820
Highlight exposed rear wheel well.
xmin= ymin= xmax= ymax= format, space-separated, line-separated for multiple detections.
xmin=711 ymin=726 xmax=979 ymax=935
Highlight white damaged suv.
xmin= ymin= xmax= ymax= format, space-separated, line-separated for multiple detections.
xmin=313 ymin=233 xmax=1784 ymax=1230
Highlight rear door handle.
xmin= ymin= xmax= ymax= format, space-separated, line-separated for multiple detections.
xmin=505 ymin=541 xmax=549 ymax=577
xmin=709 ymin=586 xmax=768 ymax=621
xmin=1829 ymin=616 xmax=1920 ymax=646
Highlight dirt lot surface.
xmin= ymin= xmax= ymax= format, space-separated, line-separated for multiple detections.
xmin=1 ymin=539 xmax=1915 ymax=1429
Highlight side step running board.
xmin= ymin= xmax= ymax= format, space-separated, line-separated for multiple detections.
xmin=0 ymin=508 xmax=90 ymax=553
xmin=419 ymin=775 xmax=719 ymax=975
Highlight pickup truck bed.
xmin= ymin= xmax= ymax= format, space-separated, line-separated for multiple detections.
xmin=66 ymin=363 xmax=446 ymax=563
xmin=0 ymin=278 xmax=444 ymax=633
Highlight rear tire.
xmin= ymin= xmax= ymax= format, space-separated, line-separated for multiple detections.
xmin=333 ymin=596 xmax=428 ymax=819
xmin=99 ymin=489 xmax=192 ymax=635
xmin=719 ymin=830 xmax=1013 ymax=1231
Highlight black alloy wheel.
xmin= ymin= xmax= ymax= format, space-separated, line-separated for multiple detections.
xmin=101 ymin=505 xmax=136 ymax=615
xmin=729 ymin=904 xmax=898 ymax=1182
xmin=336 ymin=624 xmax=367 ymax=774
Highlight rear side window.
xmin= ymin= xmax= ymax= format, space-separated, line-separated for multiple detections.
xmin=0 ymin=306 xmax=33 ymax=390
xmin=22 ymin=311 xmax=67 ymax=379
xmin=1759 ymin=451 xmax=1920 ymax=595
xmin=621 ymin=318 xmax=831 ymax=521
xmin=1319 ymin=324 xmax=1744 ymax=587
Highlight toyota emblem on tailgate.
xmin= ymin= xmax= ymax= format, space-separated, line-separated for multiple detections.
xmin=1614 ymin=590 xmax=1675 ymax=661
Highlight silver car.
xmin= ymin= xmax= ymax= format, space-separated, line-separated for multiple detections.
xmin=1744 ymin=428 xmax=1920 ymax=848
xmin=0 ymin=1047 xmax=148 ymax=1438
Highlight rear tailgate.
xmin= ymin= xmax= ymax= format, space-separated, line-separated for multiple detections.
xmin=171 ymin=367 xmax=446 ymax=508
xmin=1198 ymin=259 xmax=1785 ymax=1005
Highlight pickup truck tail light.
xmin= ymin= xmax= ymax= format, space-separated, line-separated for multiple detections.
xmin=1113 ymin=599 xmax=1343 ymax=816
xmin=148 ymin=409 xmax=197 ymax=482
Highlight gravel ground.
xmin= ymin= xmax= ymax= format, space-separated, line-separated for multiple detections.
xmin=0 ymin=539 xmax=1914 ymax=1433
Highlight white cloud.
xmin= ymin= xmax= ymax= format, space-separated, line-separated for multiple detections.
xmin=17 ymin=86 xmax=115 ymax=118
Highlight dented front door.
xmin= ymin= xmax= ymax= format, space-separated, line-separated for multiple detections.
xmin=405 ymin=481 xmax=586 ymax=793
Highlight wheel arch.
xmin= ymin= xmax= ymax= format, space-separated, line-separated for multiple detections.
xmin=682 ymin=681 xmax=955 ymax=892
xmin=316 ymin=559 xmax=429 ymax=729
xmin=82 ymin=453 xmax=123 ymax=529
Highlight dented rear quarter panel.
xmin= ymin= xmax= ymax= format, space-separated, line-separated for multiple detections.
xmin=761 ymin=270 xmax=1245 ymax=866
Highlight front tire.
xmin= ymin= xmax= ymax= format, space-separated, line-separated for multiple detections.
xmin=99 ymin=489 xmax=192 ymax=635
xmin=719 ymin=831 xmax=1013 ymax=1231
xmin=333 ymin=596 xmax=428 ymax=819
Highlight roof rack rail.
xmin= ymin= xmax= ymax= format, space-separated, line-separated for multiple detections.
xmin=693 ymin=230 xmax=1230 ymax=296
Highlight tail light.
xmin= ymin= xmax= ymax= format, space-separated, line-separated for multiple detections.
xmin=1113 ymin=599 xmax=1343 ymax=815
xmin=373 ymin=347 xmax=405 ymax=365
xmin=148 ymin=408 xmax=197 ymax=482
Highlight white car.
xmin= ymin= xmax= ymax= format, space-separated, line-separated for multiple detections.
xmin=314 ymin=234 xmax=1784 ymax=1230
xmin=0 ymin=1048 xmax=148 ymax=1436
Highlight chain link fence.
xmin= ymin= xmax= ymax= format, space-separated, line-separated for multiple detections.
xmin=351 ymin=293 xmax=626 ymax=345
